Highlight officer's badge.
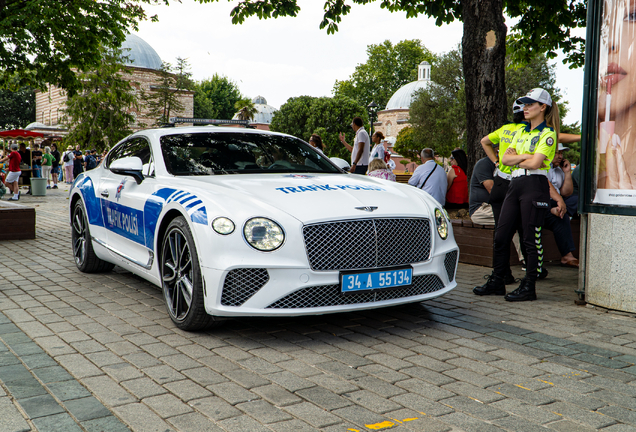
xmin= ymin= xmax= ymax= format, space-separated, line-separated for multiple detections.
xmin=546 ymin=137 xmax=555 ymax=147
xmin=529 ymin=136 xmax=540 ymax=152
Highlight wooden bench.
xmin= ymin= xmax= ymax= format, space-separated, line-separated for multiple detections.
xmin=395 ymin=173 xmax=411 ymax=184
xmin=0 ymin=202 xmax=36 ymax=240
xmin=452 ymin=218 xmax=581 ymax=267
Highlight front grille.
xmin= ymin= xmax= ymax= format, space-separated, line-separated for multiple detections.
xmin=303 ymin=218 xmax=431 ymax=271
xmin=221 ymin=268 xmax=269 ymax=306
xmin=444 ymin=250 xmax=458 ymax=282
xmin=266 ymin=274 xmax=444 ymax=309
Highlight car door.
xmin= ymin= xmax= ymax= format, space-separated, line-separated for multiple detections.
xmin=100 ymin=137 xmax=157 ymax=269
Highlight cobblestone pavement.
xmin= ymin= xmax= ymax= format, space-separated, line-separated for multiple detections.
xmin=2 ymin=186 xmax=636 ymax=432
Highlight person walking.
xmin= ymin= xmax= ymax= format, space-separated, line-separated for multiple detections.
xmin=63 ymin=145 xmax=74 ymax=184
xmin=50 ymin=142 xmax=61 ymax=189
xmin=338 ymin=117 xmax=370 ymax=174
xmin=474 ymin=88 xmax=561 ymax=302
xmin=0 ymin=143 xmax=22 ymax=201
xmin=42 ymin=145 xmax=54 ymax=188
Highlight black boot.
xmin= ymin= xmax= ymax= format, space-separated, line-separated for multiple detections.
xmin=504 ymin=278 xmax=537 ymax=302
xmin=504 ymin=272 xmax=517 ymax=285
xmin=473 ymin=273 xmax=506 ymax=296
xmin=537 ymin=267 xmax=548 ymax=280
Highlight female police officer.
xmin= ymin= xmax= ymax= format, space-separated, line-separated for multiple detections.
xmin=474 ymin=88 xmax=560 ymax=301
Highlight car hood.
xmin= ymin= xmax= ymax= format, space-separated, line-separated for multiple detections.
xmin=181 ymin=173 xmax=438 ymax=223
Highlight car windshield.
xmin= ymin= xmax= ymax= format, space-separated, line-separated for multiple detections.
xmin=160 ymin=132 xmax=343 ymax=176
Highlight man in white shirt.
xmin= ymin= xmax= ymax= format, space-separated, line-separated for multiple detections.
xmin=339 ymin=117 xmax=370 ymax=174
xmin=408 ymin=148 xmax=447 ymax=205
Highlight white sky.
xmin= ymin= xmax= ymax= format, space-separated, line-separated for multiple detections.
xmin=137 ymin=0 xmax=585 ymax=125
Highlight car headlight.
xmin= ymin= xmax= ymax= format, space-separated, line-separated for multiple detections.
xmin=435 ymin=208 xmax=448 ymax=240
xmin=212 ymin=217 xmax=235 ymax=235
xmin=243 ymin=218 xmax=285 ymax=251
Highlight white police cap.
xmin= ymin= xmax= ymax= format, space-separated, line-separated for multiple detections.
xmin=516 ymin=88 xmax=552 ymax=107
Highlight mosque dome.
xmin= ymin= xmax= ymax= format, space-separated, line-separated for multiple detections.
xmin=385 ymin=61 xmax=432 ymax=110
xmin=119 ymin=34 xmax=162 ymax=70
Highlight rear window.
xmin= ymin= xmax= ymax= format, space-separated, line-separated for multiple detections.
xmin=160 ymin=132 xmax=342 ymax=176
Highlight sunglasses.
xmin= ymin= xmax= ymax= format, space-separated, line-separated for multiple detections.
xmin=449 ymin=156 xmax=455 ymax=160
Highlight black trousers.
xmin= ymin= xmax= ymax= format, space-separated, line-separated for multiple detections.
xmin=353 ymin=164 xmax=368 ymax=174
xmin=493 ymin=175 xmax=550 ymax=281
xmin=543 ymin=202 xmax=575 ymax=257
xmin=489 ymin=175 xmax=527 ymax=270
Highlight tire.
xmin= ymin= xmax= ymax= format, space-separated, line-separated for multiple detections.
xmin=161 ymin=216 xmax=215 ymax=331
xmin=71 ymin=200 xmax=115 ymax=273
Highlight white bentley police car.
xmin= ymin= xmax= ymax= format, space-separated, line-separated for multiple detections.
xmin=70 ymin=126 xmax=458 ymax=330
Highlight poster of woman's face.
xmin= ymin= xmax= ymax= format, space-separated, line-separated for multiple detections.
xmin=595 ymin=0 xmax=636 ymax=205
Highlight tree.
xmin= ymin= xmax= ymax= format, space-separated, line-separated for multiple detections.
xmin=407 ymin=46 xmax=568 ymax=175
xmin=62 ymin=48 xmax=138 ymax=152
xmin=0 ymin=0 xmax=166 ymax=93
xmin=204 ymin=0 xmax=586 ymax=174
xmin=269 ymin=95 xmax=367 ymax=159
xmin=143 ymin=58 xmax=192 ymax=125
xmin=0 ymin=76 xmax=35 ymax=129
xmin=193 ymin=74 xmax=243 ymax=119
xmin=332 ymin=39 xmax=435 ymax=109
xmin=234 ymin=98 xmax=258 ymax=121
xmin=393 ymin=126 xmax=417 ymax=161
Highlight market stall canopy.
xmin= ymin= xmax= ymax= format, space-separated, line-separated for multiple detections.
xmin=0 ymin=129 xmax=44 ymax=138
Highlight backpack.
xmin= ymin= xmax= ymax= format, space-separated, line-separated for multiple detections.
xmin=63 ymin=152 xmax=70 ymax=163
xmin=86 ymin=155 xmax=97 ymax=170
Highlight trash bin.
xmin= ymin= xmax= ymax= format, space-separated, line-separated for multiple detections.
xmin=31 ymin=178 xmax=47 ymax=196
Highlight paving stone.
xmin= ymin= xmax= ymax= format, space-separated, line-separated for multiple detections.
xmin=567 ymin=342 xmax=624 ymax=358
xmin=491 ymin=414 xmax=550 ymax=432
xmin=390 ymin=393 xmax=455 ymax=417
xmin=65 ymin=396 xmax=112 ymax=421
xmin=395 ymin=378 xmax=455 ymax=401
xmin=121 ymin=377 xmax=167 ymax=399
xmin=437 ymin=412 xmax=505 ymax=432
xmin=543 ymin=401 xmax=617 ymax=429
xmin=252 ymin=384 xmax=302 ymax=407
xmin=445 ymin=357 xmax=500 ymax=375
xmin=570 ymin=353 xmax=631 ymax=369
xmin=598 ymin=405 xmax=636 ymax=425
xmin=81 ymin=375 xmax=137 ymax=407
xmin=54 ymin=353 xmax=102 ymax=379
xmin=144 ymin=393 xmax=193 ymax=417
xmin=330 ymin=404 xmax=393 ymax=428
xmin=306 ymin=374 xmax=360 ymax=394
xmin=351 ymin=375 xmax=406 ymax=398
xmin=166 ymin=412 xmax=223 ymax=432
xmin=295 ymin=386 xmax=352 ymax=410
xmin=267 ymin=419 xmax=319 ymax=432
xmin=444 ymin=368 xmax=502 ymax=388
xmin=188 ymin=396 xmax=242 ymax=421
xmin=217 ymin=414 xmax=272 ymax=432
xmin=222 ymin=368 xmax=271 ymax=389
xmin=181 ymin=366 xmax=226 ymax=386
xmin=32 ymin=412 xmax=83 ymax=432
xmin=403 ymin=354 xmax=455 ymax=372
xmin=48 ymin=380 xmax=92 ymax=401
xmin=236 ymin=399 xmax=294 ymax=423
xmin=159 ymin=353 xmax=202 ymax=371
xmin=440 ymin=395 xmax=508 ymax=421
xmin=547 ymin=419 xmax=597 ymax=432
xmin=163 ymin=379 xmax=212 ymax=402
xmin=207 ymin=381 xmax=259 ymax=405
xmin=591 ymin=388 xmax=636 ymax=410
xmin=142 ymin=364 xmax=186 ymax=384
xmin=113 ymin=403 xmax=175 ymax=432
xmin=0 ymin=397 xmax=31 ymax=432
xmin=601 ymin=425 xmax=636 ymax=432
xmin=535 ymin=374 xmax=599 ymax=394
xmin=32 ymin=365 xmax=74 ymax=383
xmin=281 ymin=402 xmax=341 ymax=428
xmin=82 ymin=415 xmax=132 ymax=432
xmin=381 ymin=408 xmax=452 ymax=432
xmin=4 ymin=376 xmax=49 ymax=399
xmin=525 ymin=341 xmax=580 ymax=356
xmin=0 ymin=351 xmax=21 ymax=366
xmin=17 ymin=394 xmax=65 ymax=419
xmin=490 ymin=398 xmax=562 ymax=424
xmin=266 ymin=371 xmax=319 ymax=392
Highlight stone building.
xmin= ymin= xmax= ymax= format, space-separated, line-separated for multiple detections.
xmin=374 ymin=61 xmax=432 ymax=172
xmin=34 ymin=34 xmax=194 ymax=138
xmin=232 ymin=95 xmax=277 ymax=131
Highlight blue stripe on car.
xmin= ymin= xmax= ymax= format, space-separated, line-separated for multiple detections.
xmin=76 ymin=176 xmax=104 ymax=227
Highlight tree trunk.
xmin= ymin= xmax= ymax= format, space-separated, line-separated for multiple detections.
xmin=461 ymin=0 xmax=507 ymax=179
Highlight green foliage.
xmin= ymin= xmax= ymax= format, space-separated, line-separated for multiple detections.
xmin=0 ymin=0 xmax=167 ymax=93
xmin=332 ymin=39 xmax=435 ymax=109
xmin=407 ymin=48 xmax=466 ymax=160
xmin=62 ymin=47 xmax=137 ymax=152
xmin=561 ymin=121 xmax=582 ymax=165
xmin=193 ymin=74 xmax=243 ymax=120
xmin=143 ymin=59 xmax=191 ymax=126
xmin=269 ymin=95 xmax=367 ymax=159
xmin=0 ymin=75 xmax=35 ymax=129
xmin=234 ymin=97 xmax=258 ymax=121
xmin=393 ymin=127 xmax=418 ymax=161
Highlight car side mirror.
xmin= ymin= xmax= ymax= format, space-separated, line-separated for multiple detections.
xmin=110 ymin=157 xmax=144 ymax=184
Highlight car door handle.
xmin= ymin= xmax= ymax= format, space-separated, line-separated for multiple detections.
xmin=101 ymin=190 xmax=109 ymax=198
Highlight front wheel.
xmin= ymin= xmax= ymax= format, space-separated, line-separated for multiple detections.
xmin=71 ymin=200 xmax=115 ymax=273
xmin=161 ymin=217 xmax=215 ymax=331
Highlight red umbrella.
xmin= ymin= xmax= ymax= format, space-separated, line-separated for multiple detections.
xmin=0 ymin=129 xmax=44 ymax=138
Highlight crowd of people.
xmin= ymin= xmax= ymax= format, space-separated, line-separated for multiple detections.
xmin=0 ymin=140 xmax=104 ymax=200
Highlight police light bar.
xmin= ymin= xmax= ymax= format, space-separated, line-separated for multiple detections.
xmin=169 ymin=117 xmax=251 ymax=127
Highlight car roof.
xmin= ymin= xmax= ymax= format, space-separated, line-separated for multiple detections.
xmin=132 ymin=126 xmax=295 ymax=141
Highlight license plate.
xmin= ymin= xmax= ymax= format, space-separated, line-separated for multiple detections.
xmin=341 ymin=267 xmax=413 ymax=294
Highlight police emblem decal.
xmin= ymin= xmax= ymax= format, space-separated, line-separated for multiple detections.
xmin=115 ymin=178 xmax=127 ymax=201
xmin=546 ymin=137 xmax=555 ymax=146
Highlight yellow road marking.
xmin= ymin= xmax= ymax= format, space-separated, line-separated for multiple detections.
xmin=402 ymin=418 xmax=418 ymax=422
xmin=365 ymin=421 xmax=395 ymax=430
xmin=515 ymin=385 xmax=531 ymax=391
xmin=538 ymin=380 xmax=554 ymax=385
